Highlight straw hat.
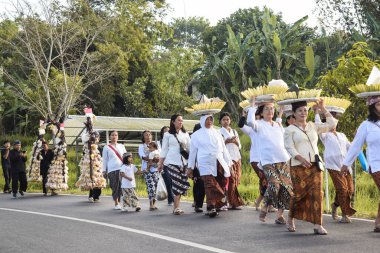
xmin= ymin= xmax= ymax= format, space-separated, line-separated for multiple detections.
xmin=185 ymin=95 xmax=226 ymax=116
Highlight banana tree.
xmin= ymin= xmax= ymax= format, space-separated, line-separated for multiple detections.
xmin=254 ymin=7 xmax=312 ymax=81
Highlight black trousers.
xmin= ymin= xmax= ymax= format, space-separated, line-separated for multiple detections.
xmin=2 ymin=166 xmax=11 ymax=192
xmin=89 ymin=188 xmax=102 ymax=200
xmin=12 ymin=171 xmax=27 ymax=194
xmin=193 ymin=168 xmax=205 ymax=208
xmin=162 ymin=166 xmax=174 ymax=204
xmin=41 ymin=172 xmax=48 ymax=194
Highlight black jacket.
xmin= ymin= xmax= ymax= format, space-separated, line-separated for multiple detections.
xmin=9 ymin=150 xmax=27 ymax=173
xmin=1 ymin=149 xmax=10 ymax=168
xmin=39 ymin=149 xmax=54 ymax=175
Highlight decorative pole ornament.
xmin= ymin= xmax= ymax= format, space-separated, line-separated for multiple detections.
xmin=75 ymin=107 xmax=106 ymax=190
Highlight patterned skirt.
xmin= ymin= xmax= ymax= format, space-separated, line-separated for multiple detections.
xmin=328 ymin=169 xmax=356 ymax=216
xmin=121 ymin=188 xmax=140 ymax=208
xmin=289 ymin=165 xmax=323 ymax=225
xmin=262 ymin=162 xmax=293 ymax=210
xmin=143 ymin=171 xmax=159 ymax=201
xmin=251 ymin=162 xmax=268 ymax=197
xmin=370 ymin=171 xmax=380 ymax=215
xmin=227 ymin=160 xmax=244 ymax=207
xmin=166 ymin=164 xmax=190 ymax=196
xmin=201 ymin=162 xmax=227 ymax=210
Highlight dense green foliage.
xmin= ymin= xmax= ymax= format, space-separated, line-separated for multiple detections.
xmin=0 ymin=0 xmax=379 ymax=136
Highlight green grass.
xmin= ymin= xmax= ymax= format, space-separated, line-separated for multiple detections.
xmin=0 ymin=134 xmax=379 ymax=219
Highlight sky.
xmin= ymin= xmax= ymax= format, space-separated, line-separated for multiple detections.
xmin=164 ymin=0 xmax=319 ymax=27
xmin=0 ymin=0 xmax=319 ymax=27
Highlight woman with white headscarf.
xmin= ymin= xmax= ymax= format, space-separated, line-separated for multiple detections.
xmin=187 ymin=114 xmax=232 ymax=218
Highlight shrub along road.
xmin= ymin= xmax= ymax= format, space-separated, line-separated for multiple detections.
xmin=0 ymin=194 xmax=379 ymax=253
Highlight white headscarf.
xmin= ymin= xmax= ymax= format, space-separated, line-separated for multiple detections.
xmin=199 ymin=114 xmax=219 ymax=153
xmin=195 ymin=114 xmax=232 ymax=177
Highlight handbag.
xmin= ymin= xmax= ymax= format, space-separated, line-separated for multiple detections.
xmin=294 ymin=125 xmax=325 ymax=171
xmin=174 ymin=133 xmax=189 ymax=159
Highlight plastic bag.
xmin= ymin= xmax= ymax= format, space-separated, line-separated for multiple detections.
xmin=156 ymin=173 xmax=167 ymax=201
xmin=358 ymin=151 xmax=369 ymax=173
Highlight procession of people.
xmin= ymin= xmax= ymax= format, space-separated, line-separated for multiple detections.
xmin=1 ymin=66 xmax=380 ymax=234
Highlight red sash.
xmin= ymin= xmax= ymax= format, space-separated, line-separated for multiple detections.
xmin=108 ymin=144 xmax=123 ymax=162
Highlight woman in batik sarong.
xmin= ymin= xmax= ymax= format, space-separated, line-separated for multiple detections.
xmin=247 ymin=98 xmax=292 ymax=225
xmin=158 ymin=114 xmax=191 ymax=215
xmin=284 ymin=99 xmax=336 ymax=235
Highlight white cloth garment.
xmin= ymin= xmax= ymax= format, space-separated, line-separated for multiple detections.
xmin=138 ymin=141 xmax=160 ymax=172
xmin=102 ymin=143 xmax=127 ymax=173
xmin=188 ymin=114 xmax=232 ymax=177
xmin=320 ymin=132 xmax=352 ymax=173
xmin=240 ymin=125 xmax=260 ymax=165
xmin=120 ymin=164 xmax=138 ymax=188
xmin=219 ymin=127 xmax=241 ymax=162
xmin=160 ymin=131 xmax=191 ymax=166
xmin=343 ymin=120 xmax=380 ymax=173
xmin=284 ymin=116 xmax=337 ymax=167
xmin=247 ymin=107 xmax=290 ymax=166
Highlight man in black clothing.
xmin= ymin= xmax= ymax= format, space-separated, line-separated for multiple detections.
xmin=1 ymin=140 xmax=11 ymax=193
xmin=191 ymin=123 xmax=205 ymax=213
xmin=38 ymin=141 xmax=54 ymax=196
xmin=9 ymin=140 xmax=27 ymax=198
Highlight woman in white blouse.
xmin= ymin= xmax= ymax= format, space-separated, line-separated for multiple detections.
xmin=247 ymin=98 xmax=292 ymax=225
xmin=158 ymin=114 xmax=191 ymax=215
xmin=284 ymin=99 xmax=336 ymax=235
xmin=102 ymin=130 xmax=127 ymax=210
xmin=187 ymin=114 xmax=232 ymax=218
xmin=318 ymin=114 xmax=356 ymax=223
xmin=219 ymin=112 xmax=244 ymax=210
xmin=342 ymin=96 xmax=380 ymax=232
xmin=158 ymin=126 xmax=174 ymax=206
xmin=239 ymin=110 xmax=275 ymax=211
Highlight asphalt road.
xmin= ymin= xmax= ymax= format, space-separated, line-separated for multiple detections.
xmin=0 ymin=193 xmax=379 ymax=253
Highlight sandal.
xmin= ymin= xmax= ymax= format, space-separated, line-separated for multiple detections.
xmin=287 ymin=219 xmax=296 ymax=232
xmin=259 ymin=210 xmax=267 ymax=222
xmin=275 ymin=216 xmax=286 ymax=225
xmin=374 ymin=225 xmax=380 ymax=233
xmin=208 ymin=208 xmax=218 ymax=218
xmin=339 ymin=216 xmax=352 ymax=223
xmin=173 ymin=208 xmax=182 ymax=215
xmin=313 ymin=227 xmax=328 ymax=235
xmin=268 ymin=205 xmax=277 ymax=213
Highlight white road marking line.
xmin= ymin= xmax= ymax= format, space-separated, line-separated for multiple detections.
xmin=24 ymin=193 xmax=377 ymax=223
xmin=0 ymin=207 xmax=236 ymax=253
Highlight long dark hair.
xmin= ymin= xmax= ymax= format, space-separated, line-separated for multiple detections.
xmin=141 ymin=130 xmax=152 ymax=143
xmin=368 ymin=103 xmax=380 ymax=122
xmin=160 ymin=126 xmax=169 ymax=141
xmin=169 ymin=114 xmax=186 ymax=135
xmin=256 ymin=105 xmax=264 ymax=119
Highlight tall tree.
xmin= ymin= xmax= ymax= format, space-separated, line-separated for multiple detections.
xmin=165 ymin=17 xmax=210 ymax=49
xmin=317 ymin=42 xmax=380 ymax=139
xmin=0 ymin=0 xmax=111 ymax=121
